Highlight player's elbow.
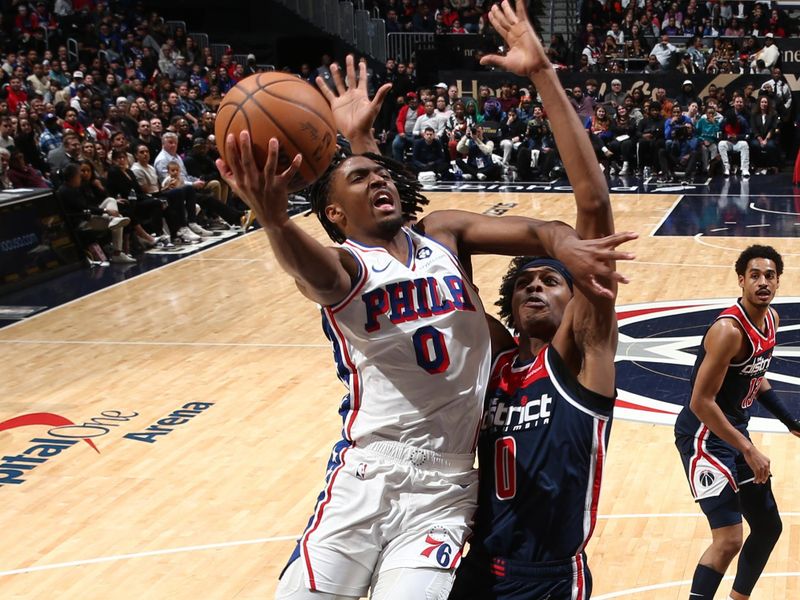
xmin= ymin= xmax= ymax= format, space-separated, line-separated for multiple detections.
xmin=688 ymin=395 xmax=708 ymax=419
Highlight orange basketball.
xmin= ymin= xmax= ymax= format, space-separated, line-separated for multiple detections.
xmin=215 ymin=72 xmax=338 ymax=192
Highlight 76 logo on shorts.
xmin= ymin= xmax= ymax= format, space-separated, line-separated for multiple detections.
xmin=420 ymin=527 xmax=454 ymax=568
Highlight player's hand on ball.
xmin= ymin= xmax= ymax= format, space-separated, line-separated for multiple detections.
xmin=216 ymin=131 xmax=302 ymax=228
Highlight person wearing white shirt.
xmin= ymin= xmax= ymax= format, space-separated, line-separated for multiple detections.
xmin=413 ymin=99 xmax=449 ymax=138
xmin=650 ymin=33 xmax=678 ymax=69
xmin=750 ymin=34 xmax=779 ymax=72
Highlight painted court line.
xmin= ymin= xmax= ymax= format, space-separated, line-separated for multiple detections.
xmin=0 ymin=339 xmax=328 ymax=349
xmin=3 ymin=512 xmax=799 ymax=578
xmin=0 ymin=228 xmax=264 ymax=334
xmin=593 ymin=572 xmax=800 ymax=599
xmin=0 ymin=535 xmax=298 ymax=577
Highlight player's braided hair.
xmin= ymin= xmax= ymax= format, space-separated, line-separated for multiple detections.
xmin=735 ymin=245 xmax=784 ymax=277
xmin=308 ymin=150 xmax=429 ymax=244
xmin=495 ymin=256 xmax=540 ymax=330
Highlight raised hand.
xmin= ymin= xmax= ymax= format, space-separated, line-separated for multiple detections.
xmin=215 ymin=131 xmax=302 ymax=229
xmin=480 ymin=0 xmax=550 ymax=78
xmin=554 ymin=231 xmax=638 ymax=298
xmin=316 ymin=54 xmax=392 ymax=147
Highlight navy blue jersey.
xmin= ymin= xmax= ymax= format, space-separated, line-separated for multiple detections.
xmin=675 ymin=300 xmax=776 ymax=436
xmin=472 ymin=344 xmax=614 ymax=564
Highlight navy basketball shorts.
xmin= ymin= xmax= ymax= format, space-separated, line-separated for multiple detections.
xmin=676 ymin=423 xmax=756 ymax=529
xmin=450 ymin=548 xmax=592 ymax=600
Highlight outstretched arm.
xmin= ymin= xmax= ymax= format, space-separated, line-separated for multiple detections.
xmin=216 ymin=132 xmax=356 ymax=306
xmin=482 ymin=0 xmax=636 ymax=396
xmin=316 ymin=55 xmax=392 ymax=155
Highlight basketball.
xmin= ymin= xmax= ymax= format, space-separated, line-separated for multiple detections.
xmin=215 ymin=72 xmax=338 ymax=192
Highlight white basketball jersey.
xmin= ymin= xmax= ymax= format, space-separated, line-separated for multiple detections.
xmin=321 ymin=227 xmax=491 ymax=454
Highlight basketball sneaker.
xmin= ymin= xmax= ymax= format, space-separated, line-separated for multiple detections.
xmin=188 ymin=222 xmax=215 ymax=237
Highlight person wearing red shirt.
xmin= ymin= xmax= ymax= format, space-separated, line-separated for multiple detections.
xmin=5 ymin=77 xmax=28 ymax=114
xmin=392 ymin=91 xmax=425 ymax=161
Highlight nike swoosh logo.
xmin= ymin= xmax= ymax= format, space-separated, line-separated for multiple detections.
xmin=372 ymin=262 xmax=391 ymax=273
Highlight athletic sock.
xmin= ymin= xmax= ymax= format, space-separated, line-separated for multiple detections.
xmin=689 ymin=564 xmax=724 ymax=599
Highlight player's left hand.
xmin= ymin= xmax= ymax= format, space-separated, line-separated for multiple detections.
xmin=480 ymin=0 xmax=550 ymax=78
xmin=556 ymin=231 xmax=638 ymax=299
xmin=316 ymin=54 xmax=392 ymax=142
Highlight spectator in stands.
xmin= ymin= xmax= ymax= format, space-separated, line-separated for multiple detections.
xmin=569 ymin=84 xmax=596 ymax=122
xmin=603 ymin=79 xmax=626 ymax=114
xmin=686 ymin=35 xmax=707 ymax=72
xmin=105 ymin=149 xmax=164 ymax=249
xmin=644 ymin=54 xmax=661 ymax=73
xmin=107 ymin=131 xmax=134 ymax=168
xmin=411 ymin=126 xmax=448 ymax=179
xmin=77 ymin=159 xmax=136 ymax=264
xmin=585 ymin=104 xmax=614 ymax=166
xmin=411 ymin=3 xmax=435 ymax=32
xmin=749 ymin=96 xmax=780 ymax=174
xmin=762 ymin=67 xmax=792 ymax=126
xmin=6 ymin=76 xmax=28 ymax=114
xmin=581 ymin=34 xmax=601 ymax=69
xmin=676 ymin=80 xmax=701 ymax=110
xmin=0 ymin=117 xmax=15 ymax=151
xmin=444 ymin=99 xmax=470 ymax=160
xmin=134 ymin=118 xmax=160 ymax=160
xmin=547 ymin=33 xmax=569 ymax=67
xmin=14 ymin=117 xmax=44 ymax=172
xmin=750 ymin=32 xmax=779 ymax=72
xmin=456 ymin=124 xmax=500 ymax=181
xmin=434 ymin=96 xmax=452 ymax=122
xmin=413 ymin=99 xmax=448 ymax=139
xmin=696 ymin=104 xmax=723 ymax=176
xmin=498 ymin=107 xmax=527 ymax=166
xmin=154 ymin=131 xmax=221 ymax=203
xmin=517 ymin=105 xmax=559 ymax=181
xmin=650 ymin=33 xmax=678 ymax=70
xmin=7 ymin=150 xmax=48 ymax=188
xmin=47 ymin=129 xmax=80 ymax=177
xmin=608 ymin=104 xmax=636 ymax=175
xmin=391 ymin=91 xmax=423 ymax=162
xmin=81 ymin=140 xmax=107 ymax=181
xmin=677 ymin=52 xmax=699 ymax=75
xmin=637 ymin=101 xmax=666 ymax=177
xmin=719 ymin=95 xmax=751 ymax=177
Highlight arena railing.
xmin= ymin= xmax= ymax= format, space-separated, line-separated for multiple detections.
xmin=166 ymin=20 xmax=187 ymax=36
xmin=210 ymin=43 xmax=231 ymax=64
xmin=189 ymin=32 xmax=209 ymax=51
xmin=387 ymin=32 xmax=438 ymax=64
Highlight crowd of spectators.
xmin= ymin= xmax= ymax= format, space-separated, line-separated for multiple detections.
xmin=573 ymin=0 xmax=796 ymax=75
xmin=0 ymin=0 xmax=256 ymax=266
xmin=366 ymin=59 xmax=794 ymax=183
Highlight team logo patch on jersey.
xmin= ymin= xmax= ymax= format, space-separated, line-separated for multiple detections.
xmin=420 ymin=526 xmax=455 ymax=568
xmin=613 ymin=298 xmax=800 ymax=432
xmin=698 ymin=470 xmax=716 ymax=488
xmin=416 ymin=246 xmax=432 ymax=260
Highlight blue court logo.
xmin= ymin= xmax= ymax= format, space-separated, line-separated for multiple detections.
xmin=613 ymin=298 xmax=800 ymax=432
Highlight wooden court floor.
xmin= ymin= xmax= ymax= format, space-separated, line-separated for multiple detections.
xmin=0 ymin=191 xmax=799 ymax=599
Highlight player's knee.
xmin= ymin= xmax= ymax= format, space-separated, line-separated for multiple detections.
xmin=713 ymin=529 xmax=744 ymax=561
xmin=751 ymin=509 xmax=783 ymax=547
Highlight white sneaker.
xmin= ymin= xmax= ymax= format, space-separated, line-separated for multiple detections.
xmin=108 ymin=216 xmax=131 ymax=229
xmin=477 ymin=173 xmax=487 ymax=181
xmin=177 ymin=226 xmax=201 ymax=243
xmin=741 ymin=169 xmax=750 ymax=178
xmin=111 ymin=252 xmax=137 ymax=264
xmin=461 ymin=173 xmax=473 ymax=180
xmin=723 ymin=167 xmax=730 ymax=176
xmin=188 ymin=222 xmax=214 ymax=237
xmin=619 ymin=161 xmax=630 ymax=175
